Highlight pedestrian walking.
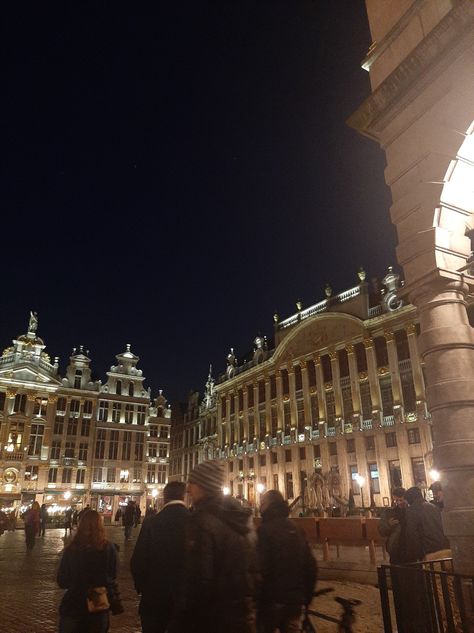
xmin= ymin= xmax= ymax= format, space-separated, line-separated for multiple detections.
xmin=23 ymin=501 xmax=40 ymax=550
xmin=131 ymin=481 xmax=189 ymax=633
xmin=64 ymin=507 xmax=73 ymax=537
xmin=378 ymin=487 xmax=408 ymax=564
xmin=114 ymin=507 xmax=122 ymax=524
xmin=134 ymin=503 xmax=141 ymax=528
xmin=257 ymin=490 xmax=317 ymax=633
xmin=176 ymin=461 xmax=258 ymax=633
xmin=122 ymin=500 xmax=135 ymax=540
xmin=40 ymin=503 xmax=49 ymax=537
xmin=57 ymin=509 xmax=123 ymax=633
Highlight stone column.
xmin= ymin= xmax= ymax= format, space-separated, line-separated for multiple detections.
xmin=287 ymin=364 xmax=298 ymax=430
xmin=243 ymin=385 xmax=249 ymax=444
xmin=314 ymin=355 xmax=327 ymax=424
xmin=346 ymin=344 xmax=362 ymax=431
xmin=363 ymin=338 xmax=382 ymax=426
xmin=264 ymin=376 xmax=272 ymax=436
xmin=275 ymin=370 xmax=284 ymax=436
xmin=234 ymin=393 xmax=240 ymax=445
xmin=253 ymin=382 xmax=259 ymax=443
xmin=329 ymin=350 xmax=343 ymax=433
xmin=300 ymin=360 xmax=312 ymax=434
xmin=384 ymin=331 xmax=403 ymax=412
xmin=217 ymin=397 xmax=223 ymax=450
xmin=412 ymin=279 xmax=474 ymax=574
xmin=406 ymin=322 xmax=427 ymax=416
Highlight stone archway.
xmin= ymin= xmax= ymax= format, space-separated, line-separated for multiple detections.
xmin=349 ymin=3 xmax=474 ymax=574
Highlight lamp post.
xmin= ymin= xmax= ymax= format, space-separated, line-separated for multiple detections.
xmin=354 ymin=474 xmax=365 ymax=513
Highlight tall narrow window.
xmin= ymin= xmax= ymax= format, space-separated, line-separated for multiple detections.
xmin=134 ymin=434 xmax=144 ymax=460
xmin=95 ymin=429 xmax=106 ymax=459
xmin=128 ymin=382 xmax=134 ymax=397
xmin=116 ymin=380 xmax=122 ymax=396
xmin=108 ymin=430 xmax=119 ymax=459
xmin=74 ymin=370 xmax=82 ymax=389
xmin=28 ymin=424 xmax=44 ymax=456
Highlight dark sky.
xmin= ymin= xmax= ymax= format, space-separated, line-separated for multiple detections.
xmin=2 ymin=1 xmax=395 ymax=402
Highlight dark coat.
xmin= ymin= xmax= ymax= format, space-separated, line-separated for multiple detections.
xmin=130 ymin=501 xmax=189 ymax=615
xmin=57 ymin=541 xmax=117 ymax=616
xmin=405 ymin=499 xmax=449 ymax=562
xmin=258 ymin=502 xmax=317 ymax=607
xmin=177 ymin=494 xmax=258 ymax=633
xmin=122 ymin=503 xmax=135 ymax=527
xmin=378 ymin=505 xmax=408 ymax=564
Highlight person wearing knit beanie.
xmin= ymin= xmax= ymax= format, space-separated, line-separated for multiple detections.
xmin=187 ymin=461 xmax=224 ymax=502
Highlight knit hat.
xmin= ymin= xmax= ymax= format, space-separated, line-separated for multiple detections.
xmin=188 ymin=461 xmax=224 ymax=496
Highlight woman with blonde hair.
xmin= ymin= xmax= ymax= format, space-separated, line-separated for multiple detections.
xmin=57 ymin=509 xmax=122 ymax=633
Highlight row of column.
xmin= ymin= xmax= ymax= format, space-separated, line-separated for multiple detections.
xmin=217 ymin=326 xmax=425 ymax=450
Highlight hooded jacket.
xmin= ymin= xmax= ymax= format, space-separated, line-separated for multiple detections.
xmin=258 ymin=500 xmax=317 ymax=606
xmin=177 ymin=494 xmax=257 ymax=633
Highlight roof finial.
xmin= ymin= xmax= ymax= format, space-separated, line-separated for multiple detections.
xmin=126 ymin=343 xmax=131 ymax=352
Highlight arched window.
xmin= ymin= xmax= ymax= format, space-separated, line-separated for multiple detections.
xmin=128 ymin=382 xmax=134 ymax=397
xmin=116 ymin=380 xmax=122 ymax=396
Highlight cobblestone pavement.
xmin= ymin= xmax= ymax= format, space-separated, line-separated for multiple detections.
xmin=0 ymin=527 xmax=383 ymax=633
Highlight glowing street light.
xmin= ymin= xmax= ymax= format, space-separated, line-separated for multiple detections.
xmin=222 ymin=486 xmax=231 ymax=496
xmin=63 ymin=490 xmax=72 ymax=500
xmin=151 ymin=489 xmax=158 ymax=498
xmin=256 ymin=483 xmax=266 ymax=494
xmin=429 ymin=469 xmax=441 ymax=482
xmin=354 ymin=474 xmax=365 ymax=510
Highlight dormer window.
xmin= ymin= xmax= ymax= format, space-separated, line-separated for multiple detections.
xmin=116 ymin=380 xmax=122 ymax=396
xmin=128 ymin=382 xmax=134 ymax=397
xmin=74 ymin=369 xmax=82 ymax=389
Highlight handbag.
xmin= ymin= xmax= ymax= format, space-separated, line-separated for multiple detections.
xmin=86 ymin=586 xmax=110 ymax=613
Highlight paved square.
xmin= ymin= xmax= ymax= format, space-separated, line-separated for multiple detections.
xmin=0 ymin=526 xmax=382 ymax=632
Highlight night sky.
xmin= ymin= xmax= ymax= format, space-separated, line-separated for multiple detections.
xmin=3 ymin=1 xmax=395 ymax=402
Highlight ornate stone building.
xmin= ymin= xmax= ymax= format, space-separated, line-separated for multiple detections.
xmin=170 ymin=268 xmax=438 ymax=513
xmin=0 ymin=314 xmax=170 ymax=520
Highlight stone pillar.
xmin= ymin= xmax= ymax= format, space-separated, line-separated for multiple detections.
xmin=253 ymin=382 xmax=259 ymax=443
xmin=329 ymin=350 xmax=343 ymax=433
xmin=288 ymin=364 xmax=298 ymax=429
xmin=243 ymin=386 xmax=249 ymax=444
xmin=384 ymin=331 xmax=403 ymax=410
xmin=314 ymin=355 xmax=327 ymax=424
xmin=346 ymin=344 xmax=362 ymax=431
xmin=217 ymin=397 xmax=223 ymax=450
xmin=264 ymin=376 xmax=272 ymax=436
xmin=413 ymin=279 xmax=474 ymax=574
xmin=406 ymin=323 xmax=427 ymax=414
xmin=300 ymin=360 xmax=312 ymax=433
xmin=234 ymin=393 xmax=240 ymax=445
xmin=275 ymin=370 xmax=284 ymax=433
xmin=364 ymin=338 xmax=382 ymax=426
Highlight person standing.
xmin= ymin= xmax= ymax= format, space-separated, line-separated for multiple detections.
xmin=257 ymin=490 xmax=317 ymax=633
xmin=40 ymin=503 xmax=49 ymax=537
xmin=378 ymin=487 xmax=408 ymax=564
xmin=404 ymin=486 xmax=450 ymax=562
xmin=177 ymin=461 xmax=258 ymax=633
xmin=134 ymin=503 xmax=142 ymax=528
xmin=24 ymin=501 xmax=40 ymax=550
xmin=64 ymin=507 xmax=73 ymax=537
xmin=130 ymin=481 xmax=189 ymax=633
xmin=57 ymin=509 xmax=121 ymax=633
xmin=429 ymin=482 xmax=444 ymax=511
xmin=122 ymin=500 xmax=135 ymax=540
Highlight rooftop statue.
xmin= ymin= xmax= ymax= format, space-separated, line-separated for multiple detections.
xmin=28 ymin=311 xmax=38 ymax=334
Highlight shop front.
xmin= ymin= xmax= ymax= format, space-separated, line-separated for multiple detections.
xmin=91 ymin=491 xmax=143 ymax=524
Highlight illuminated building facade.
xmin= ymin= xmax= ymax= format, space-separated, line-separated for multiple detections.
xmin=0 ymin=314 xmax=170 ymax=519
xmin=170 ymin=268 xmax=439 ymax=511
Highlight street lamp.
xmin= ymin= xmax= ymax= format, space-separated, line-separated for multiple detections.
xmin=256 ymin=482 xmax=266 ymax=494
xmin=151 ymin=489 xmax=158 ymax=498
xmin=223 ymin=486 xmax=231 ymax=496
xmin=64 ymin=490 xmax=71 ymax=501
xmin=429 ymin=469 xmax=440 ymax=482
xmin=354 ymin=474 xmax=365 ymax=511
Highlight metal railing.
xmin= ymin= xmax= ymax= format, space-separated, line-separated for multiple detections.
xmin=378 ymin=559 xmax=474 ymax=633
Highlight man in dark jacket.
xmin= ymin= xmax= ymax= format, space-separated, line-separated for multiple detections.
xmin=122 ymin=500 xmax=135 ymax=540
xmin=130 ymin=481 xmax=189 ymax=633
xmin=178 ymin=461 xmax=257 ymax=633
xmin=257 ymin=490 xmax=317 ymax=633
xmin=378 ymin=487 xmax=408 ymax=564
xmin=404 ymin=486 xmax=450 ymax=562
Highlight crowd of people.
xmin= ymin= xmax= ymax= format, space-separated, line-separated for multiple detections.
xmin=51 ymin=460 xmax=317 ymax=633
xmin=5 ymin=469 xmax=451 ymax=633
